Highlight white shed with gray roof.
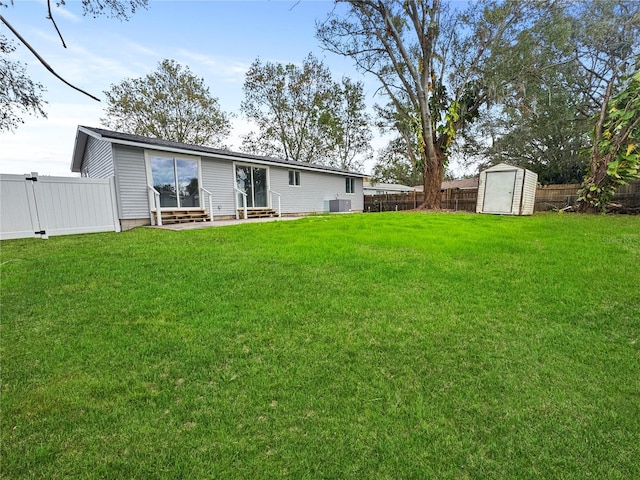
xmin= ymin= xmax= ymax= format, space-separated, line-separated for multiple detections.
xmin=476 ymin=163 xmax=537 ymax=215
xmin=72 ymin=126 xmax=365 ymax=230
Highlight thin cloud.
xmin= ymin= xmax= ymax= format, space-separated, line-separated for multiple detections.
xmin=43 ymin=41 xmax=156 ymax=95
xmin=0 ymin=102 xmax=102 ymax=175
xmin=114 ymin=37 xmax=159 ymax=58
xmin=48 ymin=2 xmax=81 ymax=23
xmin=174 ymin=49 xmax=250 ymax=83
xmin=26 ymin=0 xmax=82 ymax=23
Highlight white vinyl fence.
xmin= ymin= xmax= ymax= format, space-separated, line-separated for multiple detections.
xmin=0 ymin=173 xmax=120 ymax=240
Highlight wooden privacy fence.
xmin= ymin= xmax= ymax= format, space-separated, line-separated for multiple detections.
xmin=364 ymin=181 xmax=640 ymax=213
xmin=364 ymin=190 xmax=480 ymax=213
xmin=535 ymin=184 xmax=581 ymax=211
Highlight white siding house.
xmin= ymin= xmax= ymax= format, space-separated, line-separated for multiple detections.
xmin=71 ymin=126 xmax=365 ymax=230
xmin=476 ymin=163 xmax=538 ymax=215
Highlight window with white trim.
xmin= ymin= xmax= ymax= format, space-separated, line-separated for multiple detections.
xmin=288 ymin=170 xmax=301 ymax=186
xmin=346 ymin=177 xmax=356 ymax=194
xmin=150 ymin=155 xmax=200 ymax=208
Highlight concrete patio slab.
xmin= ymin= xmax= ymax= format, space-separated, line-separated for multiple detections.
xmin=150 ymin=216 xmax=304 ymax=231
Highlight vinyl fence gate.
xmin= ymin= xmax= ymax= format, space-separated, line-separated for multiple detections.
xmin=0 ymin=173 xmax=120 ymax=240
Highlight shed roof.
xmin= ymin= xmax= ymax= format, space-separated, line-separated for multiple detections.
xmin=71 ymin=126 xmax=366 ymax=177
xmin=483 ymin=162 xmax=531 ymax=173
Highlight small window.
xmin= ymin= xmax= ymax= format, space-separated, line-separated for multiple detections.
xmin=289 ymin=170 xmax=301 ymax=186
xmin=346 ymin=177 xmax=355 ymax=194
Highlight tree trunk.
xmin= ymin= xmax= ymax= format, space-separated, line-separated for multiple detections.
xmin=578 ymin=76 xmax=615 ymax=213
xmin=420 ymin=147 xmax=444 ymax=209
xmin=578 ymin=151 xmax=615 ymax=213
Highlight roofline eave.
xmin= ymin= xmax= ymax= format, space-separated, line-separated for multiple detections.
xmin=72 ymin=126 xmax=367 ymax=177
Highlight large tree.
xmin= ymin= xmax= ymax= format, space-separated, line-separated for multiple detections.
xmin=0 ymin=35 xmax=46 ymax=132
xmin=319 ymin=76 xmax=372 ymax=171
xmin=241 ymin=53 xmax=371 ymax=168
xmin=371 ymin=138 xmax=423 ymax=186
xmin=102 ymin=59 xmax=232 ymax=147
xmin=468 ymin=4 xmax=590 ymax=184
xmin=479 ymin=66 xmax=592 ymax=184
xmin=317 ymin=0 xmax=536 ymax=208
xmin=471 ymin=0 xmax=640 ymax=189
xmin=571 ymin=0 xmax=640 ymax=210
xmin=241 ymin=54 xmax=333 ymax=162
xmin=0 ymin=0 xmax=147 ymax=128
xmin=579 ymin=69 xmax=640 ymax=211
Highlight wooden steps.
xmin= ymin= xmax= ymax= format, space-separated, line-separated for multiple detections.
xmin=160 ymin=209 xmax=210 ymax=225
xmin=237 ymin=208 xmax=278 ymax=219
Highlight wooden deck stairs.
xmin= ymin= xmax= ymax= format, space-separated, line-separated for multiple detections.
xmin=161 ymin=209 xmax=210 ymax=225
xmin=237 ymin=208 xmax=279 ymax=219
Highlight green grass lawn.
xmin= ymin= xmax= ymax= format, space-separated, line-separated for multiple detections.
xmin=1 ymin=212 xmax=639 ymax=479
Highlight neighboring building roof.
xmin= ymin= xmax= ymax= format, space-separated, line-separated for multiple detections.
xmin=363 ymin=181 xmax=416 ymax=195
xmin=412 ymin=178 xmax=480 ymax=192
xmin=71 ymin=126 xmax=366 ymax=177
xmin=441 ymin=178 xmax=479 ymax=190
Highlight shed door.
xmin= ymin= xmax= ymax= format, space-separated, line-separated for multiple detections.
xmin=483 ymin=170 xmax=516 ymax=213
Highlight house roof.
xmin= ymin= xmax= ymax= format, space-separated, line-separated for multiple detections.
xmin=71 ymin=126 xmax=367 ymax=177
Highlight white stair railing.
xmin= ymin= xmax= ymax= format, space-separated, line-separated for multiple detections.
xmin=234 ymin=187 xmax=248 ymax=220
xmin=270 ymin=190 xmax=281 ymax=217
xmin=201 ymin=187 xmax=214 ymax=222
xmin=147 ymin=185 xmax=162 ymax=226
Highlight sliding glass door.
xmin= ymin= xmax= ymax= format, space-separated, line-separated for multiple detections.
xmin=236 ymin=165 xmax=268 ymax=208
xmin=151 ymin=156 xmax=200 ymax=208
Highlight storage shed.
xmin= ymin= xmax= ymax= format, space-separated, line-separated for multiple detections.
xmin=476 ymin=163 xmax=538 ymax=215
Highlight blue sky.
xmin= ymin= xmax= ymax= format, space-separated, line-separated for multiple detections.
xmin=1 ymin=0 xmax=384 ymax=176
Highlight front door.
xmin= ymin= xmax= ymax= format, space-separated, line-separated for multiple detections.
xmin=483 ymin=170 xmax=516 ymax=213
xmin=236 ymin=165 xmax=268 ymax=208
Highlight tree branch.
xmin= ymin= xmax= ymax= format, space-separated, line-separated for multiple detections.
xmin=0 ymin=14 xmax=100 ymax=102
xmin=592 ymin=76 xmax=615 ymax=160
xmin=47 ymin=0 xmax=67 ymax=48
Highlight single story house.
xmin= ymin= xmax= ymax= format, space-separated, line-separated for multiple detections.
xmin=71 ymin=126 xmax=365 ymax=230
xmin=363 ymin=180 xmax=415 ymax=196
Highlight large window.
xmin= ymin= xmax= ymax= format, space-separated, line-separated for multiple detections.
xmin=346 ymin=177 xmax=356 ymax=194
xmin=236 ymin=165 xmax=268 ymax=208
xmin=151 ymin=156 xmax=200 ymax=208
xmin=288 ymin=170 xmax=301 ymax=186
